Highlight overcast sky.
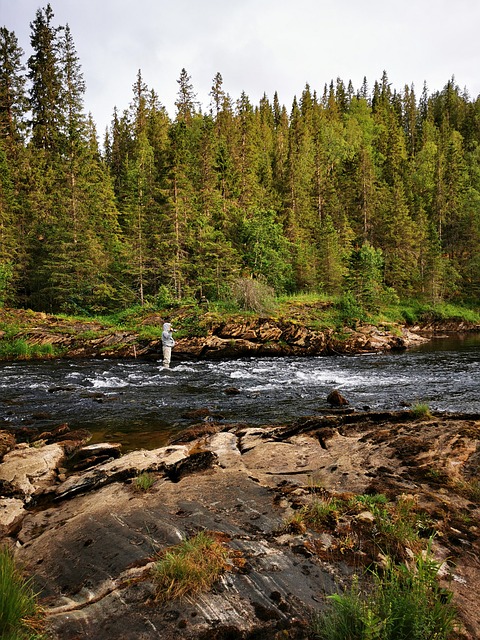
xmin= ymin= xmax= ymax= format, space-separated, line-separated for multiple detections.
xmin=2 ymin=0 xmax=480 ymax=134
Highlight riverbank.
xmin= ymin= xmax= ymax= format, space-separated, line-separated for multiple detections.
xmin=1 ymin=304 xmax=479 ymax=362
xmin=1 ymin=409 xmax=479 ymax=639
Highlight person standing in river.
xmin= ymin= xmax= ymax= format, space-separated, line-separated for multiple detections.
xmin=162 ymin=322 xmax=176 ymax=368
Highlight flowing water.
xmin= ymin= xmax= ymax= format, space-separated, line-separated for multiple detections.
xmin=1 ymin=334 xmax=479 ymax=451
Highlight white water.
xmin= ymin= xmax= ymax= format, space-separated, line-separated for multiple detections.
xmin=1 ymin=334 xmax=479 ymax=450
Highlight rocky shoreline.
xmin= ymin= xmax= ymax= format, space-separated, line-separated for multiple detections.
xmin=1 ymin=306 xmax=465 ymax=361
xmin=1 ymin=309 xmax=479 ymax=638
xmin=1 ymin=406 xmax=479 ymax=639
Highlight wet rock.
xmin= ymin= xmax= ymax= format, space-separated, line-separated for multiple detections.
xmin=169 ymin=422 xmax=225 ymax=444
xmin=31 ymin=423 xmax=70 ymax=444
xmin=224 ymin=386 xmax=241 ymax=395
xmin=181 ymin=408 xmax=213 ymax=420
xmin=327 ymin=389 xmax=349 ymax=406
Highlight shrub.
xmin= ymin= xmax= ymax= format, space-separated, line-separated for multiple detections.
xmin=0 ymin=546 xmax=43 ymax=639
xmin=152 ymin=531 xmax=230 ymax=601
xmin=337 ymin=291 xmax=365 ymax=327
xmin=231 ymin=277 xmax=276 ymax=313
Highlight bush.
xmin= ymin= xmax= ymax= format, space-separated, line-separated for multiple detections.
xmin=337 ymin=292 xmax=365 ymax=327
xmin=231 ymin=277 xmax=276 ymax=313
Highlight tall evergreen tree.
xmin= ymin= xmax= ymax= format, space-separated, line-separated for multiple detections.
xmin=27 ymin=4 xmax=63 ymax=152
xmin=0 ymin=27 xmax=27 ymax=144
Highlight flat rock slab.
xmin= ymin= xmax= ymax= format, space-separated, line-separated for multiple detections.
xmin=17 ymin=466 xmax=341 ymax=639
xmin=5 ymin=412 xmax=480 ymax=639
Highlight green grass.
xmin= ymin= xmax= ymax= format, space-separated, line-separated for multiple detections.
xmin=0 ymin=339 xmax=62 ymax=360
xmin=0 ymin=546 xmax=44 ymax=639
xmin=152 ymin=531 xmax=230 ymax=601
xmin=311 ymin=545 xmax=457 ymax=640
xmin=133 ymin=472 xmax=156 ymax=492
xmin=288 ymin=493 xmax=429 ymax=560
xmin=301 ymin=497 xmax=345 ymax=528
xmin=400 ymin=300 xmax=480 ymax=325
xmin=411 ymin=403 xmax=433 ymax=419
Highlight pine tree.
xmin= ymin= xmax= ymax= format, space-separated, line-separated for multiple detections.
xmin=0 ymin=27 xmax=27 ymax=144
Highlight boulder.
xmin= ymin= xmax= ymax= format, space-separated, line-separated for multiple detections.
xmin=327 ymin=389 xmax=349 ymax=406
xmin=0 ymin=443 xmax=65 ymax=499
xmin=0 ymin=497 xmax=25 ymax=536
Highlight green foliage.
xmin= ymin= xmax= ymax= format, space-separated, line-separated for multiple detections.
xmin=401 ymin=300 xmax=480 ymax=325
xmin=344 ymin=242 xmax=386 ymax=313
xmin=311 ymin=546 xmax=457 ymax=640
xmin=2 ymin=7 xmax=480 ymax=312
xmin=0 ymin=262 xmax=13 ymax=307
xmin=337 ymin=291 xmax=365 ymax=326
xmin=238 ymin=210 xmax=294 ymax=293
xmin=0 ymin=546 xmax=44 ymax=639
xmin=368 ymin=494 xmax=425 ymax=557
xmin=0 ymin=338 xmax=60 ymax=360
xmin=133 ymin=472 xmax=156 ymax=492
xmin=152 ymin=531 xmax=230 ymax=601
xmin=411 ymin=403 xmax=432 ymax=419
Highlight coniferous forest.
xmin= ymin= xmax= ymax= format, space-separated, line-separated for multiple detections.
xmin=1 ymin=5 xmax=480 ymax=315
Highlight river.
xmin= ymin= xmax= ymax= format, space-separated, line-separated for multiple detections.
xmin=1 ymin=333 xmax=479 ymax=451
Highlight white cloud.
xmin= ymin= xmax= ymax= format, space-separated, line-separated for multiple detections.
xmin=2 ymin=0 xmax=479 ymax=134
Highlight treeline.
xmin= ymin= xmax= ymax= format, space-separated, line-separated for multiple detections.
xmin=1 ymin=5 xmax=480 ymax=314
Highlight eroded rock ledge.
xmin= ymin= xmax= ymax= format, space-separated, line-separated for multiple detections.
xmin=1 ymin=410 xmax=479 ymax=639
xmin=1 ymin=306 xmax=446 ymax=360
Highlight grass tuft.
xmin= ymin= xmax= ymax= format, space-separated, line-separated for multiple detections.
xmin=0 ymin=546 xmax=44 ymax=639
xmin=311 ymin=544 xmax=457 ymax=640
xmin=133 ymin=472 xmax=156 ymax=492
xmin=152 ymin=531 xmax=230 ymax=601
xmin=411 ymin=403 xmax=432 ymax=419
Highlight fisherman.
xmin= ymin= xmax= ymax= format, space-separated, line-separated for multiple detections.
xmin=162 ymin=322 xmax=176 ymax=368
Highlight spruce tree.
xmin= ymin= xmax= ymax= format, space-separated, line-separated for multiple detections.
xmin=0 ymin=27 xmax=27 ymax=144
xmin=27 ymin=4 xmax=63 ymax=152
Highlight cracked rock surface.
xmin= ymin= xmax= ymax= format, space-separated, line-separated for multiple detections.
xmin=2 ymin=410 xmax=480 ymax=639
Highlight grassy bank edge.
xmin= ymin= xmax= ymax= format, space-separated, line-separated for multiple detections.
xmin=0 ymin=296 xmax=479 ymax=360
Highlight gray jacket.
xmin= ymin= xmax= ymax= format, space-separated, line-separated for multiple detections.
xmin=162 ymin=323 xmax=175 ymax=347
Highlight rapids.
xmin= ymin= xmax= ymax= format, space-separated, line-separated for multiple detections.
xmin=1 ymin=333 xmax=479 ymax=451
